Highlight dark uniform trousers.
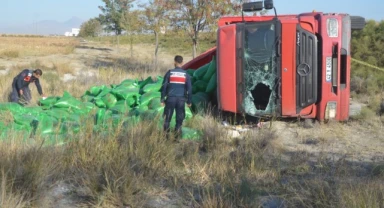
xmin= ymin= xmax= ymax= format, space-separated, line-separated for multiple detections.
xmin=10 ymin=78 xmax=32 ymax=104
xmin=163 ymin=96 xmax=186 ymax=138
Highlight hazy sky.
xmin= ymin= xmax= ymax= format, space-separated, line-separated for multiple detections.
xmin=1 ymin=0 xmax=383 ymax=26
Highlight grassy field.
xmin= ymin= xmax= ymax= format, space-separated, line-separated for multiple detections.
xmin=0 ymin=36 xmax=78 ymax=58
xmin=1 ymin=114 xmax=383 ymax=207
xmin=0 ymin=36 xmax=383 ymax=207
xmin=86 ymin=32 xmax=217 ymax=58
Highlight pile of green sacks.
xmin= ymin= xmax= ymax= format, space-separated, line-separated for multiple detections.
xmin=0 ymin=58 xmax=217 ymax=144
xmin=186 ymin=55 xmax=217 ymax=112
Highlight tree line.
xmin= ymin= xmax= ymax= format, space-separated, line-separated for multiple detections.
xmin=351 ymin=20 xmax=384 ymax=97
xmin=79 ymin=0 xmax=246 ymax=59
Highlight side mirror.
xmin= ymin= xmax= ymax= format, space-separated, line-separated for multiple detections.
xmin=242 ymin=1 xmax=263 ymax=12
xmin=264 ymin=0 xmax=274 ymax=10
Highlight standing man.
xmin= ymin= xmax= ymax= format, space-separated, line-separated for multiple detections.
xmin=10 ymin=69 xmax=44 ymax=105
xmin=161 ymin=55 xmax=192 ymax=140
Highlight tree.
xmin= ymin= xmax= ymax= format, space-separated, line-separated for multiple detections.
xmin=121 ymin=10 xmax=144 ymax=58
xmin=98 ymin=0 xmax=135 ymax=35
xmin=142 ymin=0 xmax=168 ymax=70
xmin=350 ymin=20 xmax=384 ymax=95
xmin=78 ymin=18 xmax=103 ymax=37
xmin=161 ymin=0 xmax=245 ymax=58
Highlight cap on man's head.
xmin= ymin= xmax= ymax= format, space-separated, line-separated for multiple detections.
xmin=174 ymin=55 xmax=183 ymax=64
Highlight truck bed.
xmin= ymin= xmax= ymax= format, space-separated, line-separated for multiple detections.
xmin=182 ymin=47 xmax=216 ymax=70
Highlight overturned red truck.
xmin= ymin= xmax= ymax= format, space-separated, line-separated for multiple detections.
xmin=183 ymin=0 xmax=365 ymax=121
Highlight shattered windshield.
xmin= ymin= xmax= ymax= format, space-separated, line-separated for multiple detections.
xmin=242 ymin=23 xmax=278 ymax=116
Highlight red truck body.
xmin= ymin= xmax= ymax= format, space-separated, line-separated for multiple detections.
xmin=183 ymin=10 xmax=363 ymax=121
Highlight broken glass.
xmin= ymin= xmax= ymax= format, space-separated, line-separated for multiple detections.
xmin=242 ymin=23 xmax=278 ymax=116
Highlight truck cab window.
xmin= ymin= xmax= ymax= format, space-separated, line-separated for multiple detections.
xmin=242 ymin=23 xmax=279 ymax=116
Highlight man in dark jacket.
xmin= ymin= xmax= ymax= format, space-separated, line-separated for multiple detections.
xmin=10 ymin=69 xmax=44 ymax=105
xmin=161 ymin=55 xmax=192 ymax=140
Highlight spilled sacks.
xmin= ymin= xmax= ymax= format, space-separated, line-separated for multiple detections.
xmin=189 ymin=55 xmax=217 ymax=112
xmin=0 ymin=71 xmax=216 ymax=144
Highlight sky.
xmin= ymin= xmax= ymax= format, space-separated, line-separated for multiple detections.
xmin=0 ymin=0 xmax=383 ymax=27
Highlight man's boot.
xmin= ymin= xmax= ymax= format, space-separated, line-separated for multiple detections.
xmin=175 ymin=129 xmax=182 ymax=142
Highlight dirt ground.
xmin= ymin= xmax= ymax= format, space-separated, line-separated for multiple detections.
xmin=0 ymin=40 xmax=383 ymax=165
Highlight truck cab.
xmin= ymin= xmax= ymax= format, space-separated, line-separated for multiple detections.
xmin=183 ymin=0 xmax=365 ymax=121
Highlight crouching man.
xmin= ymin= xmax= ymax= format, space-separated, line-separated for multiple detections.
xmin=10 ymin=69 xmax=45 ymax=105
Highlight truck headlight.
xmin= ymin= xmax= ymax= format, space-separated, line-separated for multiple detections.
xmin=327 ymin=18 xmax=338 ymax=38
xmin=325 ymin=101 xmax=337 ymax=120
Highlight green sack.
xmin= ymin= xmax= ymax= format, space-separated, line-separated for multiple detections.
xmin=205 ymin=72 xmax=217 ymax=94
xmin=10 ymin=123 xmax=32 ymax=133
xmin=81 ymin=95 xmax=95 ymax=103
xmin=13 ymin=114 xmax=38 ymax=128
xmin=192 ymin=80 xmax=208 ymax=93
xmin=185 ymin=106 xmax=193 ymax=119
xmin=186 ymin=69 xmax=195 ymax=76
xmin=36 ymin=114 xmax=59 ymax=135
xmin=138 ymin=105 xmax=149 ymax=111
xmin=96 ymin=86 xmax=111 ymax=98
xmin=191 ymin=92 xmax=210 ymax=112
xmin=138 ymin=76 xmax=154 ymax=89
xmin=155 ymin=76 xmax=164 ymax=83
xmin=95 ymin=108 xmax=107 ymax=125
xmin=95 ymin=108 xmax=106 ymax=125
xmin=158 ymin=116 xmax=176 ymax=130
xmin=181 ymin=127 xmax=201 ymax=141
xmin=140 ymin=91 xmax=161 ymax=106
xmin=24 ymin=106 xmax=44 ymax=116
xmin=111 ymin=87 xmax=140 ymax=103
xmin=39 ymin=96 xmax=60 ymax=107
xmin=110 ymin=100 xmax=131 ymax=114
xmin=148 ymin=98 xmax=163 ymax=110
xmin=140 ymin=109 xmax=160 ymax=121
xmin=142 ymin=82 xmax=162 ymax=94
xmin=155 ymin=104 xmax=191 ymax=118
xmin=128 ymin=107 xmax=147 ymax=117
xmin=87 ymin=86 xmax=104 ymax=96
xmin=202 ymin=56 xmax=216 ymax=82
xmin=44 ymin=108 xmax=70 ymax=121
xmin=83 ymin=102 xmax=96 ymax=112
xmin=119 ymin=79 xmax=138 ymax=87
xmin=94 ymin=98 xmax=106 ymax=108
xmin=192 ymin=84 xmax=199 ymax=94
xmin=66 ymin=113 xmax=82 ymax=123
xmin=193 ymin=63 xmax=210 ymax=80
xmin=59 ymin=120 xmax=81 ymax=134
xmin=101 ymin=93 xmax=117 ymax=108
xmin=0 ymin=102 xmax=24 ymax=114
xmin=54 ymin=91 xmax=85 ymax=110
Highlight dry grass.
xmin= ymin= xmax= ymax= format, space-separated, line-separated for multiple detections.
xmin=1 ymin=113 xmax=382 ymax=207
xmin=0 ymin=36 xmax=78 ymax=58
xmin=52 ymin=61 xmax=75 ymax=76
xmin=0 ymin=49 xmax=20 ymax=58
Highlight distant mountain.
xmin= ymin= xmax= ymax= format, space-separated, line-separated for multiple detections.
xmin=0 ymin=17 xmax=85 ymax=35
